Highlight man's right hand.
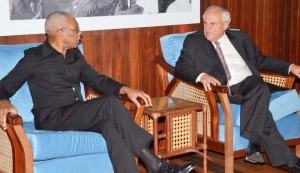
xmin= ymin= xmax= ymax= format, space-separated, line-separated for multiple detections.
xmin=200 ymin=73 xmax=221 ymax=91
xmin=0 ymin=99 xmax=18 ymax=130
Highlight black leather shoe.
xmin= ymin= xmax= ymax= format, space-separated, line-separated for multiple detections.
xmin=158 ymin=161 xmax=196 ymax=173
xmin=290 ymin=159 xmax=300 ymax=173
xmin=244 ymin=143 xmax=264 ymax=164
xmin=290 ymin=167 xmax=300 ymax=173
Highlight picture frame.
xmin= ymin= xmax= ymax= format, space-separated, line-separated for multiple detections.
xmin=0 ymin=0 xmax=200 ymax=36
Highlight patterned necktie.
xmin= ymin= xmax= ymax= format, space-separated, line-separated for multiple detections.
xmin=214 ymin=41 xmax=232 ymax=94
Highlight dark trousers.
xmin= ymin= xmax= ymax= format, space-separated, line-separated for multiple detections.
xmin=229 ymin=75 xmax=298 ymax=167
xmin=35 ymin=95 xmax=153 ymax=173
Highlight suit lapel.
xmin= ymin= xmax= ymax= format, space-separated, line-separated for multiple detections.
xmin=225 ymin=31 xmax=260 ymax=76
xmin=226 ymin=31 xmax=248 ymax=64
xmin=204 ymin=39 xmax=226 ymax=74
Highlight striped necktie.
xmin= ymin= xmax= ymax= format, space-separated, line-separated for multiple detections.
xmin=215 ymin=41 xmax=232 ymax=95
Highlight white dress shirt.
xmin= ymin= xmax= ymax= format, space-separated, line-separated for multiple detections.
xmin=196 ymin=33 xmax=252 ymax=86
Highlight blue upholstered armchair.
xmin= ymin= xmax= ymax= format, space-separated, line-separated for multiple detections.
xmin=155 ymin=32 xmax=300 ymax=172
xmin=0 ymin=43 xmax=144 ymax=173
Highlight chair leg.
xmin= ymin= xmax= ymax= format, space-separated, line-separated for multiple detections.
xmin=217 ymin=93 xmax=234 ymax=173
xmin=296 ymin=144 xmax=300 ymax=158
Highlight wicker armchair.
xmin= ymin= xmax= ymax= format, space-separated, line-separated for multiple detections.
xmin=155 ymin=55 xmax=300 ymax=172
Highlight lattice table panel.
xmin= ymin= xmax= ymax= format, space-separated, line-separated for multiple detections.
xmin=171 ymin=114 xmax=192 ymax=150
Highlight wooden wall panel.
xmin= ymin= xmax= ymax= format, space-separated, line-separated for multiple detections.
xmin=0 ymin=0 xmax=299 ymax=96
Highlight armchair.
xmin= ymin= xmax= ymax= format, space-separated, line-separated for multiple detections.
xmin=0 ymin=43 xmax=145 ymax=173
xmin=155 ymin=32 xmax=300 ymax=172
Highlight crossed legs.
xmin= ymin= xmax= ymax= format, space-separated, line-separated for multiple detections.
xmin=36 ymin=95 xmax=195 ymax=173
xmin=230 ymin=75 xmax=298 ymax=167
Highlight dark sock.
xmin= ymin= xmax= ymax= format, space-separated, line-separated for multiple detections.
xmin=248 ymin=133 xmax=262 ymax=152
xmin=139 ymin=148 xmax=162 ymax=172
xmin=250 ymin=133 xmax=261 ymax=145
xmin=246 ymin=141 xmax=262 ymax=156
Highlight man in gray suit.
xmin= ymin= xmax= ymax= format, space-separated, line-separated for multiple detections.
xmin=175 ymin=5 xmax=300 ymax=172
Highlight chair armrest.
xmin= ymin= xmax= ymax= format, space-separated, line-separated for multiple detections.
xmin=155 ymin=55 xmax=229 ymax=95
xmin=260 ymin=71 xmax=295 ymax=89
xmin=120 ymin=95 xmax=145 ymax=104
xmin=84 ymin=86 xmax=146 ymax=124
xmin=2 ymin=113 xmax=33 ymax=173
xmin=121 ymin=95 xmax=145 ymax=125
xmin=84 ymin=86 xmax=145 ymax=105
xmin=155 ymin=55 xmax=175 ymax=76
xmin=195 ymin=82 xmax=229 ymax=94
xmin=84 ymin=86 xmax=104 ymax=100
xmin=6 ymin=113 xmax=23 ymax=125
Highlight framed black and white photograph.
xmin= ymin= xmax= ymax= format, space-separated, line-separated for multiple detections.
xmin=0 ymin=0 xmax=200 ymax=36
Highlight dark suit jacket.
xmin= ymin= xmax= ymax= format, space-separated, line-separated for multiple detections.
xmin=175 ymin=30 xmax=291 ymax=85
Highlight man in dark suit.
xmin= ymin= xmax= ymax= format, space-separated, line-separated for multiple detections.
xmin=175 ymin=5 xmax=300 ymax=172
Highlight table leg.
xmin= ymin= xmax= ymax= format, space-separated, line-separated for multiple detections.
xmin=153 ymin=116 xmax=158 ymax=155
xmin=203 ymin=108 xmax=207 ymax=173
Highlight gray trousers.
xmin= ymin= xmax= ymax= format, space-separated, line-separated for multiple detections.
xmin=229 ymin=75 xmax=298 ymax=168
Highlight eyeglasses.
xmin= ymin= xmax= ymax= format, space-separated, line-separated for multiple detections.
xmin=58 ymin=27 xmax=80 ymax=34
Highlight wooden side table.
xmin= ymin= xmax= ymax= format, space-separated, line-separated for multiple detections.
xmin=142 ymin=96 xmax=207 ymax=172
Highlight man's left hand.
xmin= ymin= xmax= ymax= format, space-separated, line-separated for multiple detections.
xmin=290 ymin=64 xmax=300 ymax=78
xmin=120 ymin=86 xmax=152 ymax=108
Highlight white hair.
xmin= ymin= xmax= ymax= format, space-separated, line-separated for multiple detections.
xmin=203 ymin=5 xmax=231 ymax=24
xmin=44 ymin=11 xmax=74 ymax=37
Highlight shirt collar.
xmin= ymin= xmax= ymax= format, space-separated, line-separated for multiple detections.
xmin=42 ymin=39 xmax=83 ymax=60
xmin=213 ymin=32 xmax=227 ymax=47
xmin=42 ymin=39 xmax=60 ymax=58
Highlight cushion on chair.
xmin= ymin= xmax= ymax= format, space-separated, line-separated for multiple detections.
xmin=219 ymin=113 xmax=300 ymax=151
xmin=24 ymin=122 xmax=108 ymax=161
xmin=160 ymin=32 xmax=194 ymax=67
xmin=218 ymin=103 xmax=241 ymax=126
xmin=276 ymin=113 xmax=300 ymax=140
xmin=218 ymin=125 xmax=248 ymax=151
xmin=269 ymin=89 xmax=300 ymax=120
xmin=0 ymin=43 xmax=41 ymax=122
xmin=160 ymin=32 xmax=194 ymax=81
xmin=34 ymin=153 xmax=114 ymax=173
xmin=0 ymin=43 xmax=85 ymax=122
xmin=218 ymin=89 xmax=300 ymax=126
